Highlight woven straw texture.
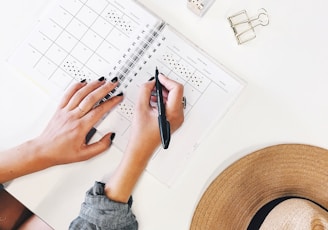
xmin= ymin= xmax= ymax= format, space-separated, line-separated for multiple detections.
xmin=190 ymin=144 xmax=328 ymax=229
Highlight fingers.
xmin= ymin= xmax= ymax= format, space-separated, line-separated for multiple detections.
xmin=84 ymin=93 xmax=124 ymax=123
xmin=59 ymin=77 xmax=123 ymax=134
xmin=75 ymin=78 xmax=119 ymax=115
xmin=145 ymin=73 xmax=184 ymax=111
xmin=58 ymin=80 xmax=87 ymax=108
xmin=76 ymin=79 xmax=123 ymax=131
xmin=158 ymin=74 xmax=184 ymax=109
xmin=62 ymin=77 xmax=119 ymax=117
xmin=77 ymin=82 xmax=117 ymax=115
xmin=68 ymin=78 xmax=106 ymax=111
xmin=157 ymin=74 xmax=184 ymax=131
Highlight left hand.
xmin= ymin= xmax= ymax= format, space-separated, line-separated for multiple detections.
xmin=35 ymin=78 xmax=123 ymax=166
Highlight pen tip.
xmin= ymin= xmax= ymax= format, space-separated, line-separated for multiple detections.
xmin=155 ymin=67 xmax=159 ymax=77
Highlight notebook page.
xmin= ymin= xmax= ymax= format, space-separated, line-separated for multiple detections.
xmin=9 ymin=0 xmax=160 ymax=96
xmin=147 ymin=26 xmax=244 ymax=186
xmin=97 ymin=25 xmax=245 ymax=186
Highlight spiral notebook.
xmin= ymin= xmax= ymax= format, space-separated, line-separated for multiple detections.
xmin=9 ymin=0 xmax=245 ymax=186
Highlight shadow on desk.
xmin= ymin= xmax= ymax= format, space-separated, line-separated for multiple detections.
xmin=0 ymin=187 xmax=53 ymax=230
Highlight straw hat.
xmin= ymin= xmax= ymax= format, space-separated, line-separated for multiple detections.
xmin=190 ymin=144 xmax=328 ymax=229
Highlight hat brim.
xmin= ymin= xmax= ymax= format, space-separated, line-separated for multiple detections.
xmin=190 ymin=144 xmax=328 ymax=229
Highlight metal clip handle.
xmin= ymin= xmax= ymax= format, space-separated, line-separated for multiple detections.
xmin=228 ymin=8 xmax=269 ymax=44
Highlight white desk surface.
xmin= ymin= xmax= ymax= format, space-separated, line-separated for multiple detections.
xmin=1 ymin=0 xmax=328 ymax=229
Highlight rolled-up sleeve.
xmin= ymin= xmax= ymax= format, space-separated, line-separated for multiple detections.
xmin=69 ymin=181 xmax=138 ymax=230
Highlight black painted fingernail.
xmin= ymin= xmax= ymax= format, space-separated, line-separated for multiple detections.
xmin=110 ymin=133 xmax=116 ymax=141
xmin=111 ymin=76 xmax=118 ymax=83
xmin=80 ymin=79 xmax=86 ymax=83
xmin=98 ymin=76 xmax=105 ymax=81
xmin=148 ymin=76 xmax=154 ymax=81
xmin=116 ymin=92 xmax=123 ymax=97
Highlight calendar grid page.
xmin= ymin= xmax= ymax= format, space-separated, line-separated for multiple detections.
xmin=10 ymin=0 xmax=160 ymax=95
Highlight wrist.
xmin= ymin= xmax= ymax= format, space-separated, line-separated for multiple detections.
xmin=0 ymin=138 xmax=52 ymax=183
xmin=127 ymin=131 xmax=160 ymax=157
xmin=28 ymin=137 xmax=55 ymax=169
xmin=104 ymin=143 xmax=157 ymax=203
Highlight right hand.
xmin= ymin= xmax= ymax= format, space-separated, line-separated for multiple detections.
xmin=104 ymin=74 xmax=184 ymax=203
xmin=126 ymin=73 xmax=185 ymax=158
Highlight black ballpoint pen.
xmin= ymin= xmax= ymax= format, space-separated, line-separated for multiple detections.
xmin=155 ymin=67 xmax=171 ymax=149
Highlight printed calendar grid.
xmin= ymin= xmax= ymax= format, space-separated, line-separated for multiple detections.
xmin=30 ymin=0 xmax=150 ymax=93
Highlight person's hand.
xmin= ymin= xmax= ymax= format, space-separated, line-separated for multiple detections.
xmin=104 ymin=74 xmax=184 ymax=203
xmin=126 ymin=73 xmax=185 ymax=158
xmin=35 ymin=77 xmax=123 ymax=166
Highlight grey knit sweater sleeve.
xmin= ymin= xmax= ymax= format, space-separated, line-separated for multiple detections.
xmin=69 ymin=181 xmax=138 ymax=230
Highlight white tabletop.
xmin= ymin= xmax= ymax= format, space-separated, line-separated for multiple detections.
xmin=1 ymin=0 xmax=328 ymax=229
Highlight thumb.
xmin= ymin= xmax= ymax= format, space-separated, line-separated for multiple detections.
xmin=80 ymin=133 xmax=114 ymax=160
